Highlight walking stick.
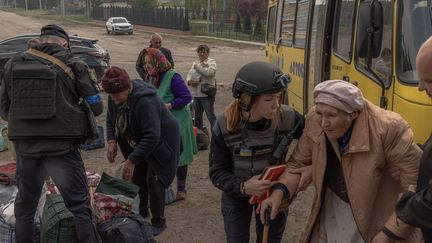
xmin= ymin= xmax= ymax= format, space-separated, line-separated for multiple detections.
xmin=263 ymin=206 xmax=271 ymax=243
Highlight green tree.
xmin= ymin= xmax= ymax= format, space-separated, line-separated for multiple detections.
xmin=243 ymin=13 xmax=251 ymax=34
xmin=183 ymin=9 xmax=190 ymax=30
xmin=254 ymin=15 xmax=263 ymax=37
xmin=130 ymin=0 xmax=158 ymax=9
xmin=234 ymin=12 xmax=241 ymax=32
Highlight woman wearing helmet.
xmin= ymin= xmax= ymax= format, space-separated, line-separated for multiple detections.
xmin=209 ymin=62 xmax=304 ymax=243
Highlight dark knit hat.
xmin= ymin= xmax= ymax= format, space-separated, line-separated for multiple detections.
xmin=101 ymin=66 xmax=131 ymax=94
xmin=40 ymin=24 xmax=69 ymax=42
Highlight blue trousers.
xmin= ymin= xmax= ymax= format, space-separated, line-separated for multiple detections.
xmin=221 ymin=192 xmax=287 ymax=243
xmin=193 ymin=96 xmax=216 ymax=130
xmin=14 ymin=149 xmax=101 ymax=243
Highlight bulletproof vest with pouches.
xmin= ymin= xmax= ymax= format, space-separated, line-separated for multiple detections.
xmin=217 ymin=105 xmax=295 ymax=180
xmin=7 ymin=53 xmax=87 ymax=139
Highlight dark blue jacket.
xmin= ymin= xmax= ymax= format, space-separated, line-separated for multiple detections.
xmin=106 ymin=80 xmax=181 ymax=187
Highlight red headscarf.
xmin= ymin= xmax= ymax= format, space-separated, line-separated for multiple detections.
xmin=142 ymin=47 xmax=171 ymax=87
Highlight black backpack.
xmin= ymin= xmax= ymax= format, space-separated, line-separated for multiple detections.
xmin=97 ymin=214 xmax=155 ymax=243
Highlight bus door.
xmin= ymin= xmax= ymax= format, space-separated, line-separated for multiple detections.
xmin=277 ymin=0 xmax=311 ymax=114
xmin=304 ymin=0 xmax=334 ymax=112
xmin=327 ymin=0 xmax=358 ymax=84
xmin=329 ymin=0 xmax=395 ymax=110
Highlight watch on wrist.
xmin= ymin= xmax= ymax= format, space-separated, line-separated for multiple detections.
xmin=271 ymin=182 xmax=290 ymax=199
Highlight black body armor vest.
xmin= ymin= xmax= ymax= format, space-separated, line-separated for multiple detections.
xmin=218 ymin=105 xmax=295 ymax=180
xmin=7 ymin=54 xmax=87 ymax=139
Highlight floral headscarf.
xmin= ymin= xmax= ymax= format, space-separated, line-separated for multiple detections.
xmin=142 ymin=47 xmax=171 ymax=87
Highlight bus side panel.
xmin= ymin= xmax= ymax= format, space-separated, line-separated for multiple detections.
xmin=393 ymin=94 xmax=432 ymax=144
xmin=281 ymin=47 xmax=306 ymax=114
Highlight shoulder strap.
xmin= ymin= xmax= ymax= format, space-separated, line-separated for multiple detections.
xmin=277 ymin=105 xmax=295 ymax=132
xmin=26 ymin=49 xmax=75 ymax=80
xmin=25 ymin=49 xmax=83 ymax=104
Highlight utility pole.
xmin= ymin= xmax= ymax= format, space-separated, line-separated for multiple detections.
xmin=86 ymin=0 xmax=90 ymax=21
xmin=39 ymin=0 xmax=42 ymax=12
xmin=61 ymin=0 xmax=65 ymax=17
xmin=206 ymin=0 xmax=210 ymax=33
xmin=25 ymin=0 xmax=27 ymax=11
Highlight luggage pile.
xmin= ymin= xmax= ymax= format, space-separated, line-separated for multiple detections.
xmin=0 ymin=162 xmax=18 ymax=243
xmin=0 ymin=162 xmax=155 ymax=243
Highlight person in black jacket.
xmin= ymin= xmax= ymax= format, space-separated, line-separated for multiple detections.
xmin=209 ymin=62 xmax=304 ymax=243
xmin=0 ymin=24 xmax=103 ymax=243
xmin=103 ymin=66 xmax=181 ymax=236
xmin=136 ymin=33 xmax=174 ymax=81
xmin=394 ymin=36 xmax=432 ymax=243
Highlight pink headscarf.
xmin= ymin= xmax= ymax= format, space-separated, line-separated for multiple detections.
xmin=314 ymin=80 xmax=365 ymax=113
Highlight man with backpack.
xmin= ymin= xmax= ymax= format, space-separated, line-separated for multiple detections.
xmin=0 ymin=24 xmax=102 ymax=243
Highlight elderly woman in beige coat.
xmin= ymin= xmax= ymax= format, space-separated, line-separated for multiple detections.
xmin=260 ymin=80 xmax=422 ymax=243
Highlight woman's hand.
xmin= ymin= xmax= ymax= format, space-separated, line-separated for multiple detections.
xmin=122 ymin=159 xmax=135 ymax=181
xmin=243 ymin=175 xmax=272 ymax=197
xmin=165 ymin=103 xmax=172 ymax=110
xmin=259 ymin=190 xmax=284 ymax=222
xmin=371 ymin=231 xmax=394 ymax=243
xmin=289 ymin=165 xmax=312 ymax=192
xmin=387 ymin=165 xmax=401 ymax=182
xmin=107 ymin=140 xmax=117 ymax=163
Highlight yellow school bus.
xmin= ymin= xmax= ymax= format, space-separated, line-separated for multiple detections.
xmin=266 ymin=0 xmax=432 ymax=144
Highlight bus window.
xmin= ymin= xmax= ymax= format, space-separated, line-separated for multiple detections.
xmin=280 ymin=0 xmax=296 ymax=45
xmin=397 ymin=0 xmax=432 ymax=84
xmin=294 ymin=0 xmax=310 ymax=48
xmin=267 ymin=6 xmax=277 ymax=43
xmin=357 ymin=0 xmax=393 ymax=87
xmin=333 ymin=0 xmax=356 ymax=62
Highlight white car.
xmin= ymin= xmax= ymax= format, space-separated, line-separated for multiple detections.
xmin=106 ymin=17 xmax=133 ymax=35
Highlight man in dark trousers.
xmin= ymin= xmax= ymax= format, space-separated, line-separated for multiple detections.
xmin=0 ymin=24 xmax=102 ymax=243
xmin=387 ymin=36 xmax=432 ymax=243
xmin=103 ymin=66 xmax=181 ymax=236
xmin=136 ymin=33 xmax=174 ymax=80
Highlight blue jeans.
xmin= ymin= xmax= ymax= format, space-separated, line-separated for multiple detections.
xmin=193 ymin=96 xmax=216 ymax=130
xmin=14 ymin=149 xmax=101 ymax=243
xmin=221 ymin=192 xmax=287 ymax=243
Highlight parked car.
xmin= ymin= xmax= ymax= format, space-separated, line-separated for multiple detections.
xmin=105 ymin=17 xmax=133 ymax=35
xmin=0 ymin=34 xmax=110 ymax=82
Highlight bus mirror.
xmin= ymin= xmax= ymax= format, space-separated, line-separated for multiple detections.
xmin=356 ymin=0 xmax=383 ymax=62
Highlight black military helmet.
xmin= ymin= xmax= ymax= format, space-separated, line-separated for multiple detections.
xmin=232 ymin=61 xmax=290 ymax=99
xmin=40 ymin=24 xmax=70 ymax=43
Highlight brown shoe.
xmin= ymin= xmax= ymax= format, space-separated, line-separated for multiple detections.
xmin=176 ymin=191 xmax=187 ymax=201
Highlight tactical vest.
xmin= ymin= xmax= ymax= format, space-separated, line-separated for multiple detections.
xmin=217 ymin=105 xmax=295 ymax=180
xmin=7 ymin=53 xmax=88 ymax=139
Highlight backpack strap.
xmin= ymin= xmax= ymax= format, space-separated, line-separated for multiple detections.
xmin=26 ymin=49 xmax=75 ymax=80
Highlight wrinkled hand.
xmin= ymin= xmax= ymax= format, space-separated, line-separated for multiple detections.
xmin=371 ymin=231 xmax=394 ymax=243
xmin=259 ymin=190 xmax=284 ymax=223
xmin=289 ymin=166 xmax=312 ymax=192
xmin=107 ymin=140 xmax=117 ymax=163
xmin=122 ymin=159 xmax=135 ymax=181
xmin=243 ymin=175 xmax=272 ymax=197
xmin=388 ymin=165 xmax=401 ymax=182
xmin=407 ymin=184 xmax=416 ymax=192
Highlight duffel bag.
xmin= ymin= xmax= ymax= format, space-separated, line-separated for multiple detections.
xmin=97 ymin=214 xmax=155 ymax=243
